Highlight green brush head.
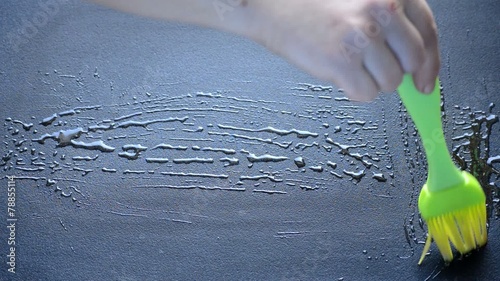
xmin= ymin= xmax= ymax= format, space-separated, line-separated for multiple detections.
xmin=418 ymin=171 xmax=487 ymax=264
xmin=419 ymin=171 xmax=486 ymax=220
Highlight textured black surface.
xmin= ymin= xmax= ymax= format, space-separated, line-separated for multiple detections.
xmin=0 ymin=1 xmax=499 ymax=280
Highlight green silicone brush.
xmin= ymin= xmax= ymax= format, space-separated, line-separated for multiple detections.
xmin=397 ymin=74 xmax=488 ymax=265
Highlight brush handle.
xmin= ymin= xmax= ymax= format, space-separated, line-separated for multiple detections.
xmin=397 ymin=74 xmax=463 ymax=192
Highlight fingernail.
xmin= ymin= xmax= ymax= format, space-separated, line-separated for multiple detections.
xmin=424 ymin=82 xmax=434 ymax=94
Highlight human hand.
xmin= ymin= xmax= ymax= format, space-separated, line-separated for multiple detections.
xmin=247 ymin=0 xmax=440 ymax=101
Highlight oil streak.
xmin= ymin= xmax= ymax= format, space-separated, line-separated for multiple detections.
xmin=10 ymin=119 xmax=34 ymax=131
xmin=241 ymin=150 xmax=288 ymax=163
xmin=32 ymin=128 xmax=84 ymax=145
xmin=41 ymin=113 xmax=58 ymax=126
xmin=108 ymin=211 xmax=149 ymax=218
xmin=253 ymin=189 xmax=287 ymax=195
xmin=72 ymin=167 xmax=93 ymax=176
xmin=220 ymin=157 xmax=240 ymax=166
xmin=172 ymin=158 xmax=214 ymax=164
xmin=133 ymin=185 xmax=245 ymax=192
xmin=70 ymin=140 xmax=115 ymax=152
xmin=240 ymin=174 xmax=283 ymax=182
xmin=146 ymin=107 xmax=238 ymax=114
xmin=325 ymin=138 xmax=368 ymax=152
xmin=153 ymin=143 xmax=188 ymax=151
xmin=124 ymin=170 xmax=147 ymax=174
xmin=217 ymin=124 xmax=319 ymax=138
xmin=343 ymin=170 xmax=366 ymax=181
xmin=113 ymin=112 xmax=143 ymax=121
xmin=102 ymin=168 xmax=117 ymax=173
xmin=160 ymin=172 xmax=228 ymax=179
xmin=208 ymin=131 xmax=292 ymax=149
xmin=72 ymin=155 xmax=99 ymax=161
xmin=192 ymin=146 xmax=236 ymax=155
xmin=309 ymin=166 xmax=324 ymax=173
xmin=145 ymin=158 xmax=169 ymax=164
xmin=294 ymin=142 xmax=320 ymax=151
xmin=116 ymin=117 xmax=188 ymax=128
xmin=117 ymin=144 xmax=148 ymax=160
xmin=16 ymin=167 xmax=45 ymax=172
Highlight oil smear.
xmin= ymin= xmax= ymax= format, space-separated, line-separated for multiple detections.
xmin=451 ymin=104 xmax=499 ymax=218
xmin=2 ymin=73 xmax=433 ymax=206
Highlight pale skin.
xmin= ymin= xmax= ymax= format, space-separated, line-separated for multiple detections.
xmin=91 ymin=0 xmax=440 ymax=101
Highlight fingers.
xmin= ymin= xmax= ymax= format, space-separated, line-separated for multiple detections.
xmin=363 ymin=38 xmax=404 ymax=93
xmin=334 ymin=64 xmax=379 ymax=102
xmin=384 ymin=5 xmax=426 ymax=76
xmin=256 ymin=0 xmax=440 ymax=101
xmin=403 ymin=0 xmax=441 ymax=93
xmin=340 ymin=0 xmax=438 ymax=99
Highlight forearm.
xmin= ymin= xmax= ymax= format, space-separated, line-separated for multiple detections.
xmin=90 ymin=0 xmax=440 ymax=101
xmin=90 ymin=0 xmax=261 ymax=38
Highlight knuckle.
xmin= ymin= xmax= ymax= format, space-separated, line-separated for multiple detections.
xmin=366 ymin=0 xmax=401 ymax=16
xmin=365 ymin=0 xmax=389 ymax=10
xmin=405 ymin=43 xmax=425 ymax=73
xmin=425 ymin=24 xmax=439 ymax=48
xmin=346 ymin=85 xmax=378 ymax=102
xmin=383 ymin=72 xmax=403 ymax=92
xmin=419 ymin=18 xmax=438 ymax=48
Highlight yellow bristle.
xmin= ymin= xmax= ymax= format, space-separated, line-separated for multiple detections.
xmin=417 ymin=204 xmax=487 ymax=265
xmin=418 ymin=234 xmax=433 ymax=265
